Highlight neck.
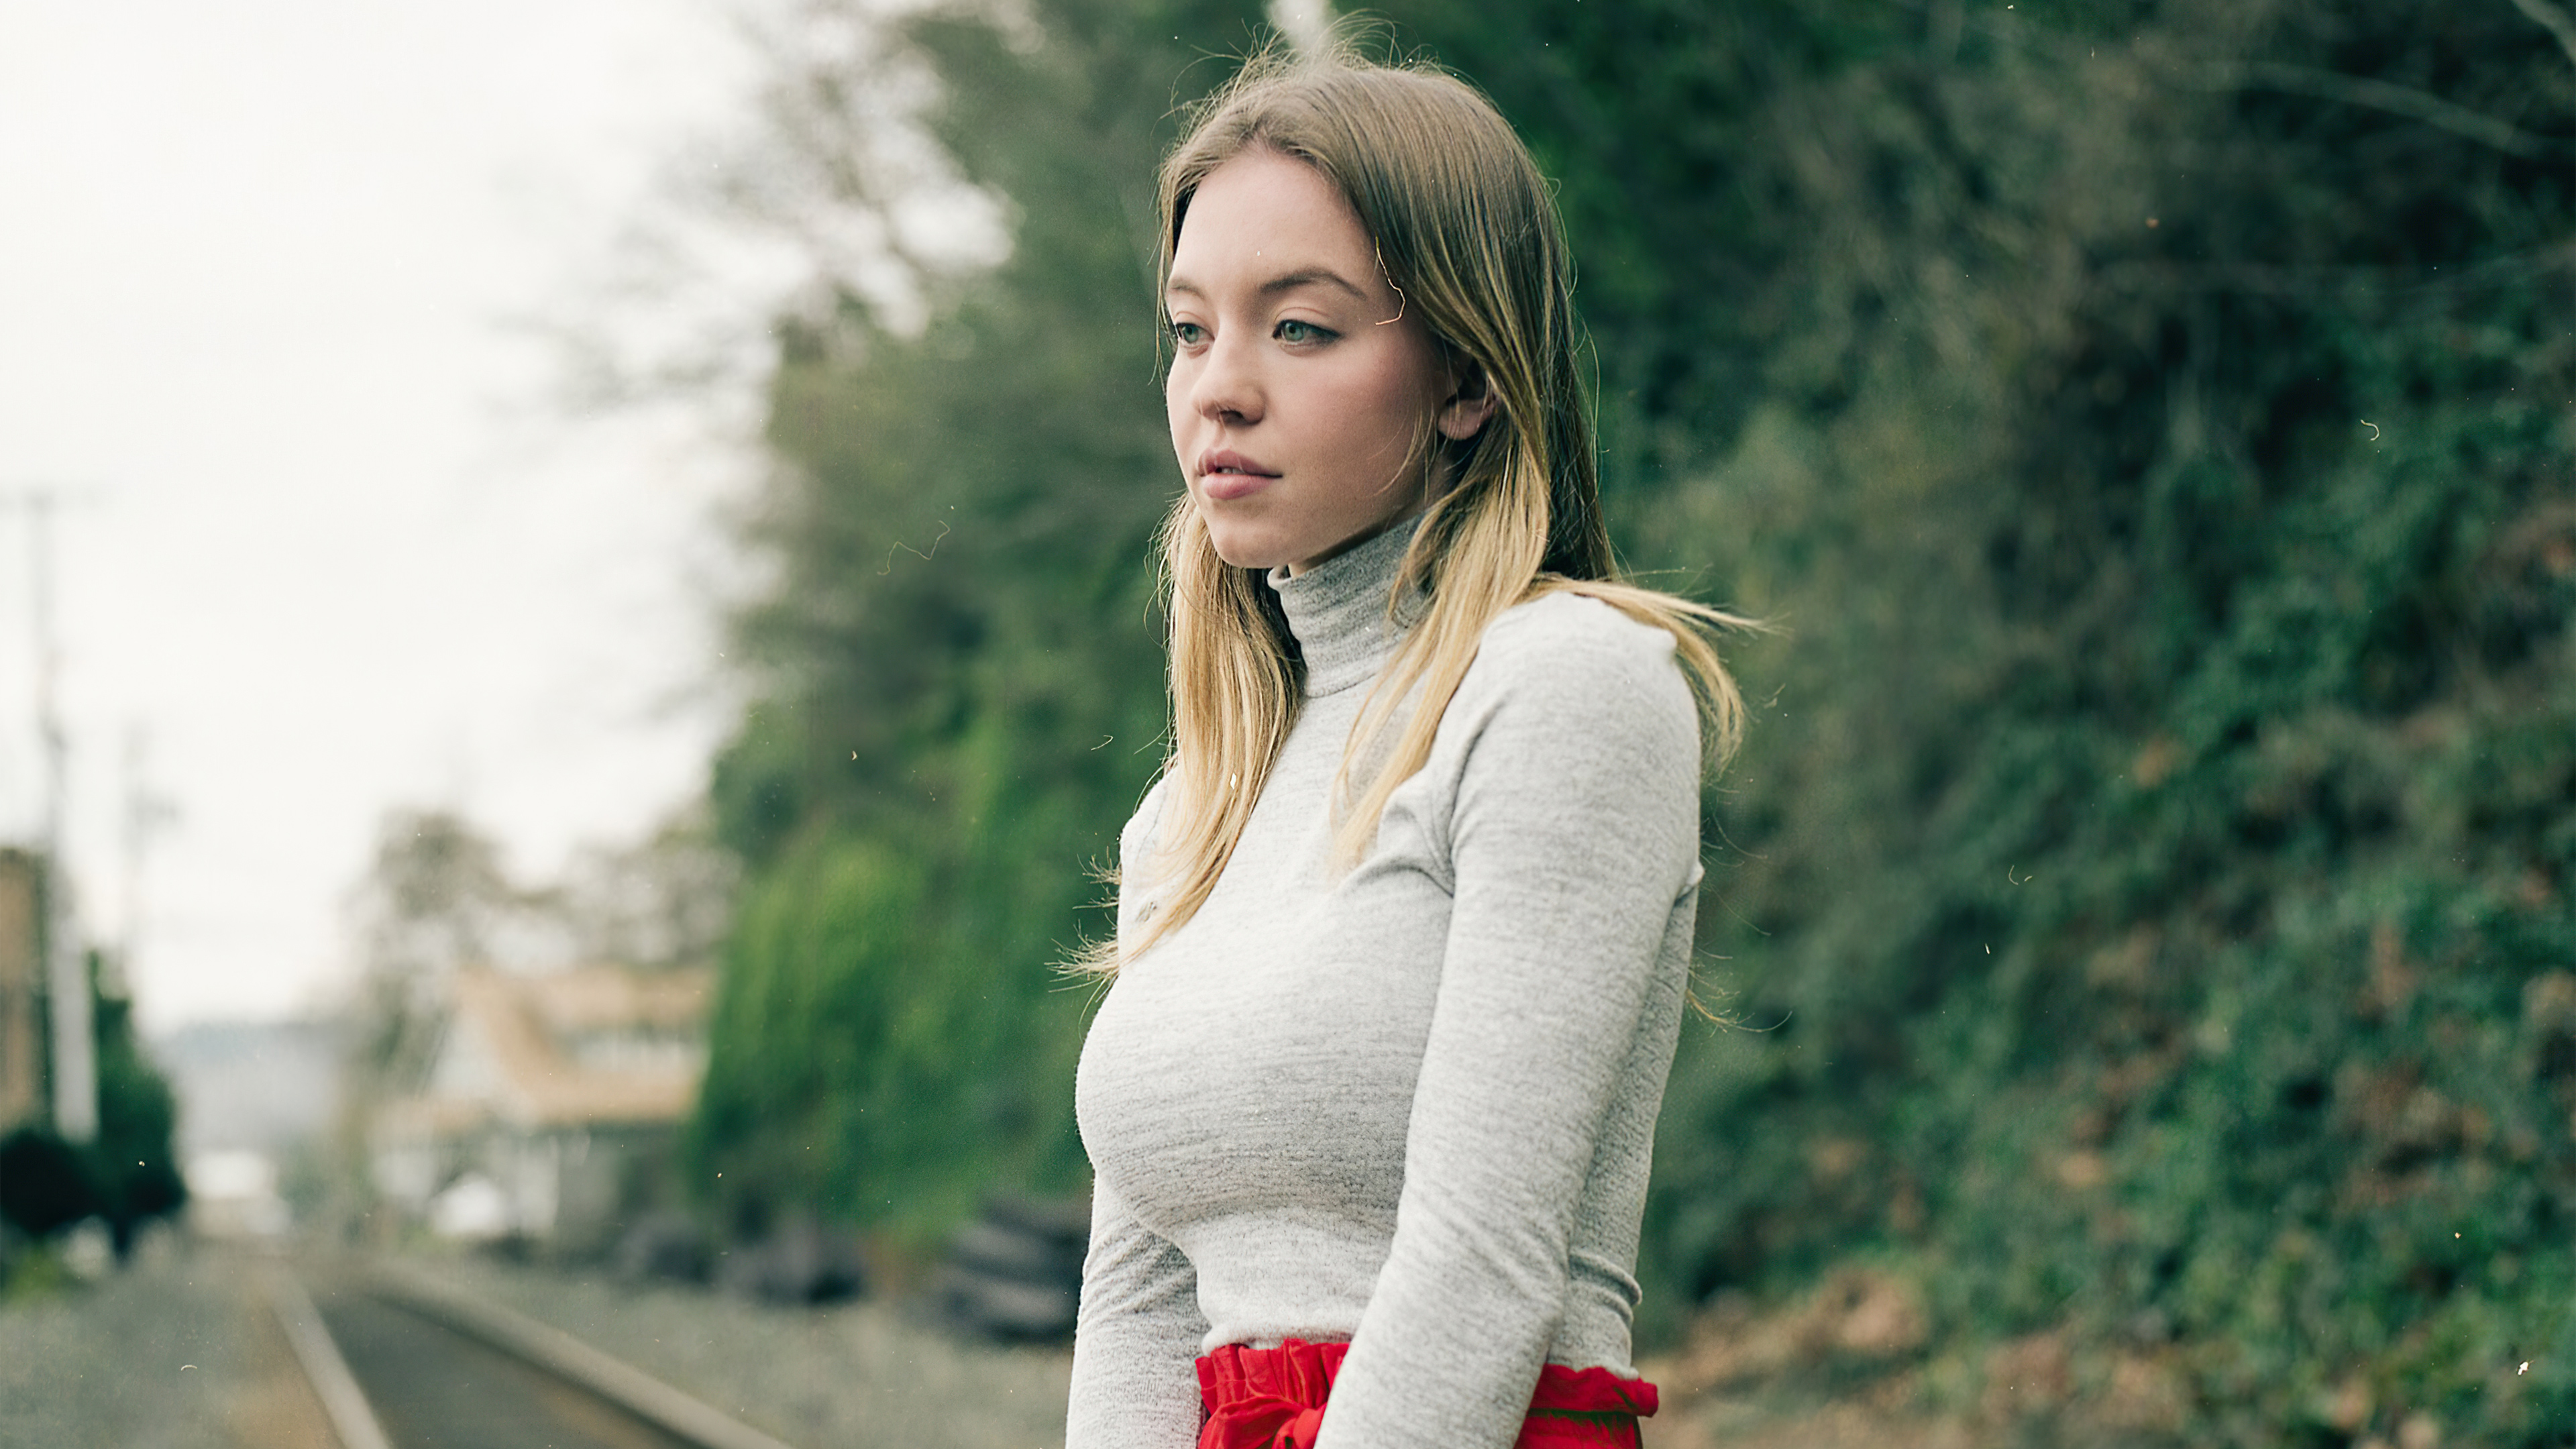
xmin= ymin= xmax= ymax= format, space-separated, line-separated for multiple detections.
xmin=1270 ymin=518 xmax=1420 ymax=697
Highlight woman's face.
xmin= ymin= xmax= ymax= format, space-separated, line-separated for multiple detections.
xmin=1165 ymin=148 xmax=1485 ymax=576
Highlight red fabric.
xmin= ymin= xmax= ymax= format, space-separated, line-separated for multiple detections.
xmin=1196 ymin=1339 xmax=1658 ymax=1449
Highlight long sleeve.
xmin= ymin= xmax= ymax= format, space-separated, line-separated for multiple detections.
xmin=1073 ymin=542 xmax=1702 ymax=1448
xmin=1066 ymin=1147 xmax=1210 ymax=1448
xmin=1311 ymin=607 xmax=1703 ymax=1449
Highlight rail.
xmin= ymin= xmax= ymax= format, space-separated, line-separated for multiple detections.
xmin=263 ymin=1257 xmax=804 ymax=1449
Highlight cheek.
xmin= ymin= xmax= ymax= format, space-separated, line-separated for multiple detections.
xmin=1330 ymin=356 xmax=1434 ymax=464
xmin=1165 ymin=370 xmax=1194 ymax=463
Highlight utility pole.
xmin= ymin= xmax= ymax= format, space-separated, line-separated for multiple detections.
xmin=120 ymin=724 xmax=178 ymax=998
xmin=5 ymin=489 xmax=95 ymax=1142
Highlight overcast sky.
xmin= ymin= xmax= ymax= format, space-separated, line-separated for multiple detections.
xmin=0 ymin=0 xmax=780 ymax=1030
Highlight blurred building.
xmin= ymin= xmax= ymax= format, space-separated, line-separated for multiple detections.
xmin=158 ymin=1018 xmax=343 ymax=1160
xmin=0 ymin=849 xmax=42 ymax=1129
xmin=371 ymin=963 xmax=710 ymax=1246
xmin=158 ymin=1017 xmax=343 ymax=1239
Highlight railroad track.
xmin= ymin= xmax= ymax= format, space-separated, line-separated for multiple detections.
xmin=262 ymin=1260 xmax=803 ymax=1449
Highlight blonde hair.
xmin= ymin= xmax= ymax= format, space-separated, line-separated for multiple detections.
xmin=1089 ymin=41 xmax=1750 ymax=972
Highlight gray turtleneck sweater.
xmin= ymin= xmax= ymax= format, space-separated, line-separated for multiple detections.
xmin=1067 ymin=523 xmax=1703 ymax=1449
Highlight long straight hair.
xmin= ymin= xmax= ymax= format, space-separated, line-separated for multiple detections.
xmin=1087 ymin=41 xmax=1752 ymax=972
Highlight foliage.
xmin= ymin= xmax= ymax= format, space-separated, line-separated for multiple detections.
xmin=0 ymin=1126 xmax=99 ymax=1242
xmin=555 ymin=817 xmax=740 ymax=972
xmin=332 ymin=806 xmax=735 ymax=1236
xmin=90 ymin=969 xmax=186 ymax=1252
xmin=341 ymin=807 xmax=730 ymax=1084
xmin=1381 ymin=1 xmax=2575 ymax=1438
xmin=0 ymin=957 xmax=186 ymax=1259
xmin=686 ymin=0 xmax=2575 ymax=1438
xmin=338 ymin=808 xmax=555 ymax=1159
xmin=688 ymin=0 xmax=1264 ymax=1237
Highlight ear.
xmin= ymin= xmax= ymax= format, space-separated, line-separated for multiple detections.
xmin=1435 ymin=360 xmax=1498 ymax=442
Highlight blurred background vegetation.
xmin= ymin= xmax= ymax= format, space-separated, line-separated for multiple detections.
xmin=670 ymin=0 xmax=2575 ymax=1441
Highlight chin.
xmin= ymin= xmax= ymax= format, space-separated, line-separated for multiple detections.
xmin=1199 ymin=522 xmax=1294 ymax=574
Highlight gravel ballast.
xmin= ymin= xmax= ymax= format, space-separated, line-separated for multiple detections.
xmin=413 ymin=1252 xmax=1073 ymax=1449
xmin=0 ymin=1244 xmax=334 ymax=1449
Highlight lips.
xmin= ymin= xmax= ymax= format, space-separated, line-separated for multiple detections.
xmin=1198 ymin=447 xmax=1279 ymax=502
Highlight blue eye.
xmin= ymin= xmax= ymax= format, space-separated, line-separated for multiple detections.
xmin=1169 ymin=319 xmax=1207 ymax=345
xmin=1276 ymin=319 xmax=1332 ymax=344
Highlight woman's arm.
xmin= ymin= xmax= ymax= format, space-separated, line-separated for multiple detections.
xmin=1067 ymin=1157 xmax=1212 ymax=1448
xmin=1316 ymin=599 xmax=1704 ymax=1449
xmin=1067 ymin=776 xmax=1205 ymax=1448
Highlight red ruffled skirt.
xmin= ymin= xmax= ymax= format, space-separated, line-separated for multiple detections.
xmin=1195 ymin=1338 xmax=1657 ymax=1448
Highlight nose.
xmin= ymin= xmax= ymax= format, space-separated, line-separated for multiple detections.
xmin=1185 ymin=329 xmax=1262 ymax=425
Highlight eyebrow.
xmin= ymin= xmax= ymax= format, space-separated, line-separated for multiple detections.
xmin=1166 ymin=267 xmax=1370 ymax=302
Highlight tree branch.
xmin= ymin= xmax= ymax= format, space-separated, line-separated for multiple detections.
xmin=2094 ymin=240 xmax=2576 ymax=301
xmin=2511 ymin=0 xmax=2576 ymax=72
xmin=2184 ymin=60 xmax=2576 ymax=160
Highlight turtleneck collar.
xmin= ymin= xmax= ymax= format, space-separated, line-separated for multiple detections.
xmin=1270 ymin=517 xmax=1422 ymax=698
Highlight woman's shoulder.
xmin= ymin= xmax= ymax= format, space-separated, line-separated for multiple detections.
xmin=1474 ymin=589 xmax=1686 ymax=688
xmin=1120 ymin=771 xmax=1176 ymax=853
xmin=1456 ymin=589 xmax=1698 ymax=741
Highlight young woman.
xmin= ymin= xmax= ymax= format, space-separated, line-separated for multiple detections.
xmin=1068 ymin=41 xmax=1747 ymax=1449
